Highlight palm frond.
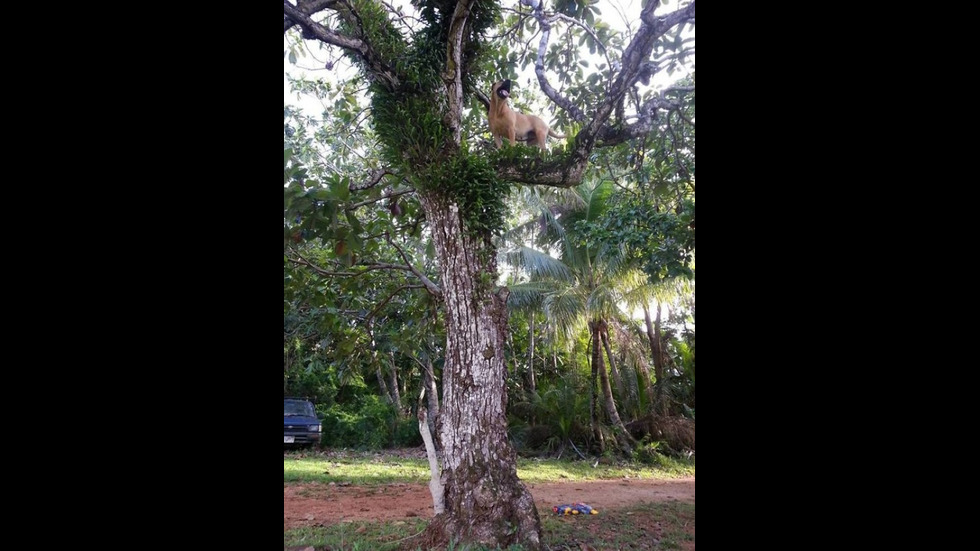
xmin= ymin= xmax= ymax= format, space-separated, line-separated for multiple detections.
xmin=545 ymin=287 xmax=587 ymax=338
xmin=506 ymin=281 xmax=555 ymax=310
xmin=586 ymin=282 xmax=623 ymax=320
xmin=505 ymin=246 xmax=574 ymax=282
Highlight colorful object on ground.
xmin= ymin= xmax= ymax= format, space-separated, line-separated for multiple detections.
xmin=553 ymin=503 xmax=599 ymax=515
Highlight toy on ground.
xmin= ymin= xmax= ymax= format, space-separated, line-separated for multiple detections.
xmin=553 ymin=503 xmax=599 ymax=515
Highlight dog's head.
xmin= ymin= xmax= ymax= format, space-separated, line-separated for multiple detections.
xmin=492 ymin=79 xmax=512 ymax=100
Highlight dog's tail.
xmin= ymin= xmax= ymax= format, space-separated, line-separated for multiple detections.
xmin=548 ymin=128 xmax=566 ymax=139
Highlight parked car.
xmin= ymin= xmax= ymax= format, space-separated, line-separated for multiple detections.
xmin=284 ymin=398 xmax=321 ymax=447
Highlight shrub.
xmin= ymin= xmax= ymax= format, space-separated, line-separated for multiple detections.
xmin=318 ymin=396 xmax=422 ymax=449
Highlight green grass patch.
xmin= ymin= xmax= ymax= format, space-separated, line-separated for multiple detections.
xmin=284 ymin=518 xmax=427 ymax=550
xmin=516 ymin=456 xmax=695 ymax=483
xmin=284 ymin=453 xmax=430 ymax=485
xmin=283 ymin=502 xmax=695 ymax=550
xmin=284 ymin=450 xmax=694 ymax=485
xmin=542 ymin=501 xmax=695 ymax=550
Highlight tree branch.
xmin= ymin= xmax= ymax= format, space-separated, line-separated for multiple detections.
xmin=505 ymin=1 xmax=695 ymax=188
xmin=288 ymin=249 xmax=421 ymax=279
xmin=282 ymin=1 xmax=400 ymax=90
xmin=531 ymin=11 xmax=587 ymax=123
xmin=366 ymin=284 xmax=426 ymax=324
xmin=348 ymin=167 xmax=393 ymax=191
xmin=386 ymin=233 xmax=442 ymax=298
xmin=346 ymin=187 xmax=416 ymax=211
xmin=443 ymin=0 xmax=476 ymax=147
xmin=283 ymin=0 xmax=340 ymax=33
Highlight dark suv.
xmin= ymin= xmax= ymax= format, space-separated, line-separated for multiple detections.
xmin=284 ymin=398 xmax=321 ymax=447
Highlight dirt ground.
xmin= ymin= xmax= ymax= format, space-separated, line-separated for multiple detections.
xmin=284 ymin=477 xmax=695 ymax=530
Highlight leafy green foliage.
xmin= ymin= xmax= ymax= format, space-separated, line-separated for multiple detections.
xmin=417 ymin=149 xmax=511 ymax=239
xmin=576 ymin=196 xmax=695 ymax=283
xmin=320 ymin=396 xmax=422 ymax=449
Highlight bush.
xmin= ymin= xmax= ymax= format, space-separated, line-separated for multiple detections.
xmin=319 ymin=396 xmax=422 ymax=449
xmin=626 ymin=415 xmax=696 ymax=456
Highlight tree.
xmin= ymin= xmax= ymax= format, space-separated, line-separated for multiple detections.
xmin=283 ymin=1 xmax=695 ymax=547
xmin=507 ymin=181 xmax=643 ymax=455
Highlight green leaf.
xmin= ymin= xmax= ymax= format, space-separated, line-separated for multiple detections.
xmin=345 ymin=210 xmax=364 ymax=236
xmin=331 ymin=178 xmax=351 ymax=201
xmin=288 ymin=51 xmax=296 ymax=64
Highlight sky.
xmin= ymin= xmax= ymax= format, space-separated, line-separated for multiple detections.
xmin=284 ymin=0 xmax=694 ymax=117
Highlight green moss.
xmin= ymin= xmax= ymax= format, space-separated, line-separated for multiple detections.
xmin=414 ymin=150 xmax=510 ymax=241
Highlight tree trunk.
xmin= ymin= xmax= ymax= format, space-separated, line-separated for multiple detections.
xmin=644 ymin=302 xmax=669 ymax=415
xmin=640 ymin=304 xmax=659 ymax=410
xmin=601 ymin=325 xmax=626 ymax=405
xmin=589 ymin=327 xmax=604 ymax=453
xmin=388 ymin=351 xmax=402 ymax=412
xmin=423 ymin=356 xmax=440 ymax=449
xmin=376 ymin=362 xmax=392 ymax=405
xmin=527 ymin=315 xmax=537 ymax=394
xmin=419 ymin=191 xmax=541 ymax=549
xmin=593 ymin=319 xmax=635 ymax=455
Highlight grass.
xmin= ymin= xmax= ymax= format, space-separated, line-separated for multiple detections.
xmin=283 ymin=502 xmax=695 ymax=550
xmin=284 ymin=449 xmax=695 ymax=486
xmin=284 ymin=518 xmax=428 ymax=550
xmin=284 ymin=453 xmax=430 ymax=485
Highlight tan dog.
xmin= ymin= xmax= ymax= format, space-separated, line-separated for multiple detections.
xmin=489 ymin=79 xmax=565 ymax=150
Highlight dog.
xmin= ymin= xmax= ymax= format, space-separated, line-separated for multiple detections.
xmin=488 ymin=79 xmax=565 ymax=151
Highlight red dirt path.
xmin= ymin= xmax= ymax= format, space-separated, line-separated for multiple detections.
xmin=284 ymin=477 xmax=695 ymax=530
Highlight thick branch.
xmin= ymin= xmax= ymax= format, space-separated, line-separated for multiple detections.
xmin=282 ymin=1 xmax=400 ymax=90
xmin=284 ymin=0 xmax=340 ymax=33
xmin=473 ymin=88 xmax=490 ymax=112
xmin=443 ymin=0 xmax=476 ymax=146
xmin=496 ymin=156 xmax=587 ymax=188
xmin=532 ymin=11 xmax=587 ymax=122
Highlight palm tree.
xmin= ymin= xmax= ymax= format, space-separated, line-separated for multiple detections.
xmin=622 ymin=276 xmax=695 ymax=416
xmin=505 ymin=181 xmax=638 ymax=455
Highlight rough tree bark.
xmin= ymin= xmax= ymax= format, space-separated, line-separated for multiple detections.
xmin=418 ymin=193 xmax=540 ymax=548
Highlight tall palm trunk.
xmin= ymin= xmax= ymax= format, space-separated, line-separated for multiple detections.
xmin=601 ymin=326 xmax=626 ymax=406
xmin=591 ymin=320 xmax=636 ymax=455
xmin=527 ymin=316 xmax=537 ymax=394
xmin=589 ymin=330 xmax=604 ymax=453
xmin=642 ymin=303 xmax=663 ymax=413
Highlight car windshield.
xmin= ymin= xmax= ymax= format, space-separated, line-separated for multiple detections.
xmin=284 ymin=400 xmax=315 ymax=417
